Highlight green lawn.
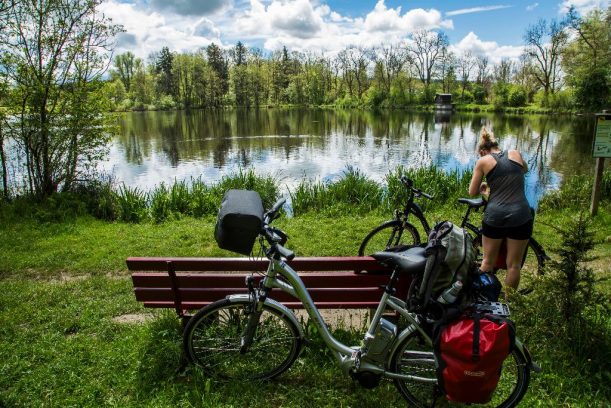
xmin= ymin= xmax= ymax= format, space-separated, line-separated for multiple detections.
xmin=1 ymin=208 xmax=609 ymax=407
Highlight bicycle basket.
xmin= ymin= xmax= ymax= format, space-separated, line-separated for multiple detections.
xmin=214 ymin=189 xmax=264 ymax=255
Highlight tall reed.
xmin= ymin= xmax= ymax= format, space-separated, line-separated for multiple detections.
xmin=116 ymin=184 xmax=148 ymax=223
xmin=150 ymin=183 xmax=172 ymax=223
xmin=384 ymin=166 xmax=472 ymax=212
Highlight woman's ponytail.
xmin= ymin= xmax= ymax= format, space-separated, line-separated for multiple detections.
xmin=478 ymin=127 xmax=499 ymax=151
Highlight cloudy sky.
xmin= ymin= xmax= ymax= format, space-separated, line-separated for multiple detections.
xmin=101 ymin=0 xmax=608 ymax=63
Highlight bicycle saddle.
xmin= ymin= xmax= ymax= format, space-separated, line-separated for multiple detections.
xmin=371 ymin=246 xmax=427 ymax=275
xmin=457 ymin=197 xmax=486 ymax=208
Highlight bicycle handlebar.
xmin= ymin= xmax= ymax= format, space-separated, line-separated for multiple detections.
xmin=261 ymin=197 xmax=295 ymax=260
xmin=400 ymin=176 xmax=433 ymax=200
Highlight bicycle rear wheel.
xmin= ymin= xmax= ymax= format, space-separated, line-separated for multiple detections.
xmin=521 ymin=239 xmax=546 ymax=276
xmin=183 ymin=298 xmax=303 ymax=380
xmin=390 ymin=331 xmax=530 ymax=407
xmin=358 ymin=220 xmax=421 ymax=256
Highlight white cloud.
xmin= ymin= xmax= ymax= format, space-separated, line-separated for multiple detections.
xmin=235 ymin=0 xmax=325 ymax=39
xmin=446 ymin=5 xmax=512 ymax=17
xmin=100 ymin=0 xmax=219 ymax=58
xmin=526 ymin=3 xmax=539 ymax=11
xmin=451 ymin=32 xmax=523 ymax=64
xmin=231 ymin=0 xmax=453 ymax=53
xmin=559 ymin=0 xmax=608 ymax=15
xmin=364 ymin=1 xmax=453 ymax=32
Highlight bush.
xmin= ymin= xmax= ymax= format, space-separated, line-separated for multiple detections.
xmin=472 ymin=84 xmax=487 ymax=104
xmin=539 ymin=171 xmax=611 ymax=211
xmin=509 ymin=214 xmax=610 ymax=402
xmin=573 ymin=67 xmax=610 ymax=112
xmin=363 ymin=86 xmax=386 ymax=109
xmin=419 ymin=85 xmax=436 ymax=104
xmin=492 ymin=83 xmax=509 ymax=108
xmin=457 ymin=89 xmax=474 ymax=104
xmin=72 ymin=178 xmax=119 ymax=221
xmin=156 ymin=95 xmax=176 ymax=110
xmin=508 ymin=86 xmax=527 ymax=107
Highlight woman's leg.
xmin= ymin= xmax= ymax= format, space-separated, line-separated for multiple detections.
xmin=480 ymin=235 xmax=503 ymax=273
xmin=505 ymin=238 xmax=529 ymax=289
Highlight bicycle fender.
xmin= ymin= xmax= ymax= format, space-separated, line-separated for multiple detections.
xmin=225 ymin=294 xmax=305 ymax=340
xmin=387 ymin=324 xmax=419 ymax=361
xmin=514 ymin=338 xmax=541 ymax=373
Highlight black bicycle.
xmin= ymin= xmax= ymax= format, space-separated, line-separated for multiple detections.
xmin=358 ymin=176 xmax=549 ymax=275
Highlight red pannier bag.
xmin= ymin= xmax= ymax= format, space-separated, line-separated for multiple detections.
xmin=434 ymin=313 xmax=516 ymax=403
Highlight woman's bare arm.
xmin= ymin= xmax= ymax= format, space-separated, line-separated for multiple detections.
xmin=469 ymin=159 xmax=485 ymax=196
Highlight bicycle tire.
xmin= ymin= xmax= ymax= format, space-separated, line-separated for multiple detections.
xmin=389 ymin=331 xmax=530 ymax=407
xmin=183 ymin=298 xmax=303 ymax=380
xmin=523 ymin=240 xmax=546 ymax=276
xmin=358 ymin=220 xmax=421 ymax=256
xmin=466 ymin=226 xmax=546 ymax=276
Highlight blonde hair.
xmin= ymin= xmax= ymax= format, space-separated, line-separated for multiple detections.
xmin=478 ymin=127 xmax=499 ymax=152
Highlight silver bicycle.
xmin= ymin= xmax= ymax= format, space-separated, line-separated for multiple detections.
xmin=183 ymin=198 xmax=537 ymax=407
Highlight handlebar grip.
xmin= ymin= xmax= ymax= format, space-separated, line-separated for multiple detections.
xmin=269 ymin=197 xmax=286 ymax=214
xmin=422 ymin=192 xmax=433 ymax=199
xmin=275 ymin=244 xmax=295 ymax=261
xmin=400 ymin=176 xmax=413 ymax=187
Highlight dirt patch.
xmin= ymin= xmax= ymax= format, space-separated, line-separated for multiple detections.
xmin=112 ymin=313 xmax=154 ymax=324
xmin=49 ymin=273 xmax=88 ymax=283
xmin=293 ymin=309 xmax=371 ymax=330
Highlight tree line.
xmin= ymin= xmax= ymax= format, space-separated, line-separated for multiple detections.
xmin=105 ymin=7 xmax=609 ymax=113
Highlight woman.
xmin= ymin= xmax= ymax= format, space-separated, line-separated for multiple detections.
xmin=468 ymin=127 xmax=532 ymax=290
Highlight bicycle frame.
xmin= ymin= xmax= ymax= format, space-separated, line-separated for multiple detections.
xmin=248 ymin=257 xmax=437 ymax=383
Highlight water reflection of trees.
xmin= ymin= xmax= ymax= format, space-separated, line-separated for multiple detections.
xmin=115 ymin=110 xmax=593 ymax=195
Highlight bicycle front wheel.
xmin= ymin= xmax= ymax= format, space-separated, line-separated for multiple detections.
xmin=183 ymin=298 xmax=303 ymax=380
xmin=390 ymin=331 xmax=530 ymax=407
xmin=358 ymin=220 xmax=421 ymax=256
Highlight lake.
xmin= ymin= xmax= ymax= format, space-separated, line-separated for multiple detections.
xmin=103 ymin=109 xmax=598 ymax=207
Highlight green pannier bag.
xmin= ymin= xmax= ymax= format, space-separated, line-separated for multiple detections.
xmin=409 ymin=221 xmax=477 ymax=310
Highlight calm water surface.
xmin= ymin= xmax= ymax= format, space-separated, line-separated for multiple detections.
xmin=103 ymin=109 xmax=597 ymax=207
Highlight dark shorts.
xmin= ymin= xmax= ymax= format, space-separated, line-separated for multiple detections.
xmin=482 ymin=219 xmax=533 ymax=240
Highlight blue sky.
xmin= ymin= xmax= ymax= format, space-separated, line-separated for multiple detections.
xmin=101 ymin=0 xmax=608 ymax=62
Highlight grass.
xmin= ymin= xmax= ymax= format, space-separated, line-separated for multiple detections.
xmin=1 ymin=171 xmax=610 ymax=407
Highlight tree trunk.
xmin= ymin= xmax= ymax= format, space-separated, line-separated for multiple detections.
xmin=0 ymin=124 xmax=8 ymax=199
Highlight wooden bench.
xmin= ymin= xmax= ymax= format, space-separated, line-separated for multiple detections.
xmin=128 ymin=256 xmax=409 ymax=321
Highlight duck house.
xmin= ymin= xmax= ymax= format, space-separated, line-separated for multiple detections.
xmin=434 ymin=93 xmax=454 ymax=111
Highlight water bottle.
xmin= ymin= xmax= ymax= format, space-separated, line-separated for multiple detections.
xmin=437 ymin=280 xmax=463 ymax=304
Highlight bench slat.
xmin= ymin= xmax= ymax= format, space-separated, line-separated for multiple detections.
xmin=131 ymin=272 xmax=397 ymax=288
xmin=134 ymin=286 xmax=387 ymax=303
xmin=141 ymin=300 xmax=383 ymax=309
xmin=126 ymin=256 xmax=388 ymax=273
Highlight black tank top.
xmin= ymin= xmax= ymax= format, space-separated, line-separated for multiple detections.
xmin=483 ymin=151 xmax=532 ymax=227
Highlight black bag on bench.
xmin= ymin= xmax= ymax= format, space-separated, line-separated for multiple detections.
xmin=215 ymin=189 xmax=264 ymax=255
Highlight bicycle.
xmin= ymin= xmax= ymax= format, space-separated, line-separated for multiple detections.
xmin=183 ymin=197 xmax=537 ymax=407
xmin=358 ymin=176 xmax=549 ymax=276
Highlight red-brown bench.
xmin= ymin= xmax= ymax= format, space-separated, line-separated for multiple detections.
xmin=128 ymin=256 xmax=409 ymax=322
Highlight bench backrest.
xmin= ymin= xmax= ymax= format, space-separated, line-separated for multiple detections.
xmin=128 ymin=257 xmax=409 ymax=311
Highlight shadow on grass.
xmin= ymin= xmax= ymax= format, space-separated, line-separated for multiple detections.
xmin=135 ymin=311 xmax=185 ymax=393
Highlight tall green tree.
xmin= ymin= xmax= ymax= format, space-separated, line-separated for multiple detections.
xmin=0 ymin=0 xmax=121 ymax=196
xmin=563 ymin=7 xmax=610 ymax=111
xmin=114 ymin=52 xmax=137 ymax=93
xmin=523 ymin=18 xmax=568 ymax=95
xmin=155 ymin=46 xmax=175 ymax=97
xmin=206 ymin=42 xmax=229 ymax=95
